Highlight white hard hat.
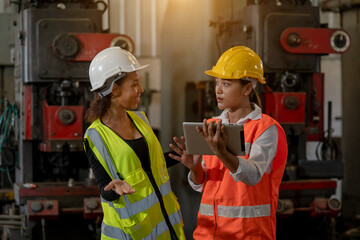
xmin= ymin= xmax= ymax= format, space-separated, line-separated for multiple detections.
xmin=89 ymin=46 xmax=148 ymax=97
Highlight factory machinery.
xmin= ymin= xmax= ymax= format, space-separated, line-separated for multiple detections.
xmin=186 ymin=0 xmax=351 ymax=239
xmin=0 ymin=0 xmax=134 ymax=239
xmin=0 ymin=0 xmax=354 ymax=239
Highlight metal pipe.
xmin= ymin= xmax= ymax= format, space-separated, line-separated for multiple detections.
xmin=135 ymin=0 xmax=141 ymax=56
xmin=151 ymin=0 xmax=156 ymax=57
xmin=321 ymin=0 xmax=360 ymax=11
xmin=119 ymin=0 xmax=125 ymax=34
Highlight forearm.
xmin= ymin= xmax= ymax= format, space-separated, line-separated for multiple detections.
xmin=86 ymin=143 xmax=120 ymax=201
xmin=189 ymin=163 xmax=206 ymax=185
xmin=216 ymin=150 xmax=240 ymax=173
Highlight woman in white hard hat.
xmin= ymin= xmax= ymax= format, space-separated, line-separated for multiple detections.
xmin=169 ymin=46 xmax=288 ymax=239
xmin=83 ymin=47 xmax=185 ymax=240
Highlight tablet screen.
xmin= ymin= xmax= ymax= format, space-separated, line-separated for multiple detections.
xmin=183 ymin=122 xmax=245 ymax=156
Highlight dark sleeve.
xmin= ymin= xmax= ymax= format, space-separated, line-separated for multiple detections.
xmin=164 ymin=151 xmax=180 ymax=168
xmin=84 ymin=139 xmax=120 ymax=201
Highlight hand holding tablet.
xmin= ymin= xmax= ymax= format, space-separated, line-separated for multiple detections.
xmin=183 ymin=122 xmax=245 ymax=156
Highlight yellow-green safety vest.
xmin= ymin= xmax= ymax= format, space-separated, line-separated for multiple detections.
xmin=84 ymin=111 xmax=185 ymax=240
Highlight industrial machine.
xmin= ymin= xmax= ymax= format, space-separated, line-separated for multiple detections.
xmin=186 ymin=0 xmax=349 ymax=239
xmin=0 ymin=0 xmax=134 ymax=239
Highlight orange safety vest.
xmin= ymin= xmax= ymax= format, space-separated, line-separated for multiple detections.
xmin=193 ymin=114 xmax=287 ymax=240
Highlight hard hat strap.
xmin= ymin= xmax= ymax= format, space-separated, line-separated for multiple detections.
xmin=241 ymin=77 xmax=257 ymax=89
xmin=98 ymin=72 xmax=127 ymax=98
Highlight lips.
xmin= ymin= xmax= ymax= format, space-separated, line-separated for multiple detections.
xmin=217 ymin=97 xmax=223 ymax=102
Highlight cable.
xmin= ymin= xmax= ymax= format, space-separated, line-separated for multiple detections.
xmin=315 ymin=128 xmax=342 ymax=161
xmin=0 ymin=99 xmax=20 ymax=176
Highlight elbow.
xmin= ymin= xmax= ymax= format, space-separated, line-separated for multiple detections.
xmin=247 ymin=178 xmax=261 ymax=186
xmin=232 ymin=174 xmax=262 ymax=186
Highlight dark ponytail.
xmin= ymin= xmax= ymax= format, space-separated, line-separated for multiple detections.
xmin=84 ymin=94 xmax=112 ymax=123
xmin=85 ymin=77 xmax=126 ymax=123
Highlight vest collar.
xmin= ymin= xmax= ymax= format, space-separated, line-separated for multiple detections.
xmin=214 ymin=103 xmax=262 ymax=124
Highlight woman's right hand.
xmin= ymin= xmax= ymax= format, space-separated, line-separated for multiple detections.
xmin=104 ymin=179 xmax=136 ymax=196
xmin=169 ymin=136 xmax=202 ymax=170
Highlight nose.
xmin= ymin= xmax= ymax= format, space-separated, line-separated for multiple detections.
xmin=216 ymin=84 xmax=222 ymax=94
xmin=138 ymin=84 xmax=144 ymax=94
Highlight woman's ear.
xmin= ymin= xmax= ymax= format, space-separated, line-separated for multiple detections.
xmin=243 ymin=83 xmax=253 ymax=96
xmin=111 ymin=83 xmax=121 ymax=98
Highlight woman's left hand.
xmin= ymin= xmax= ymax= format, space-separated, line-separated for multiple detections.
xmin=104 ymin=179 xmax=136 ymax=196
xmin=197 ymin=119 xmax=228 ymax=156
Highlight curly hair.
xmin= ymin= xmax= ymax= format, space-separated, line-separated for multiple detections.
xmin=84 ymin=78 xmax=124 ymax=123
xmin=84 ymin=94 xmax=112 ymax=123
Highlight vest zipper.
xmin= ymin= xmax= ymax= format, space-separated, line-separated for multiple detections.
xmin=145 ymin=169 xmax=178 ymax=240
xmin=131 ymin=115 xmax=178 ymax=240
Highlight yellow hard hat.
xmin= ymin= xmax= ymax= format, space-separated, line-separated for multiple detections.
xmin=205 ymin=46 xmax=266 ymax=84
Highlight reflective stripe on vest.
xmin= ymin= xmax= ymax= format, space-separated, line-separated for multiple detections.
xmin=199 ymin=203 xmax=271 ymax=218
xmin=101 ymin=222 xmax=131 ymax=240
xmin=87 ymin=128 xmax=118 ymax=179
xmin=87 ymin=127 xmax=173 ymax=220
xmin=102 ymin=209 xmax=183 ymax=240
xmin=85 ymin=111 xmax=185 ymax=239
xmin=85 ymin=111 xmax=150 ymax=180
xmin=101 ymin=180 xmax=172 ymax=219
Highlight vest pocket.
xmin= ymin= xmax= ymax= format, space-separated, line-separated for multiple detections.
xmin=159 ymin=163 xmax=169 ymax=183
xmin=124 ymin=168 xmax=146 ymax=186
xmin=124 ymin=212 xmax=152 ymax=238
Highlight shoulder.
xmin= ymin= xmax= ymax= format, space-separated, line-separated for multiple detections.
xmin=85 ymin=118 xmax=102 ymax=131
xmin=84 ymin=118 xmax=103 ymax=138
xmin=259 ymin=114 xmax=286 ymax=141
xmin=128 ymin=110 xmax=150 ymax=125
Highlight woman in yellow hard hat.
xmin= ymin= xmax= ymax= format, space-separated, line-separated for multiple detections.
xmin=169 ymin=46 xmax=288 ymax=239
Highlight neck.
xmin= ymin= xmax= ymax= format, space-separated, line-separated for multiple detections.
xmin=102 ymin=104 xmax=128 ymax=125
xmin=227 ymin=102 xmax=253 ymax=123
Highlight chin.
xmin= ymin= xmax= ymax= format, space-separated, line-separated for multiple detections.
xmin=217 ymin=104 xmax=226 ymax=110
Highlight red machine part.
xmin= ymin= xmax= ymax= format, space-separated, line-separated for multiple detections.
xmin=307 ymin=73 xmax=324 ymax=141
xmin=280 ymin=28 xmax=351 ymax=54
xmin=18 ymin=183 xmax=99 ymax=198
xmin=51 ymin=33 xmax=135 ymax=61
xmin=16 ymin=182 xmax=100 ymax=218
xmin=24 ymin=85 xmax=32 ymax=140
xmin=27 ymin=199 xmax=59 ymax=220
xmin=278 ymin=180 xmax=340 ymax=217
xmin=83 ymin=197 xmax=103 ymax=219
xmin=42 ymin=100 xmax=84 ymax=140
xmin=310 ymin=197 xmax=342 ymax=217
xmin=279 ymin=179 xmax=337 ymax=191
xmin=265 ymin=92 xmax=306 ymax=123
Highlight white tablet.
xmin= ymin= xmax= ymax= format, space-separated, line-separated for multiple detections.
xmin=183 ymin=122 xmax=245 ymax=156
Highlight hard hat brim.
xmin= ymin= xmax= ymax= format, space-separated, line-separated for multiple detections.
xmin=204 ymin=69 xmax=266 ymax=84
xmin=90 ymin=64 xmax=149 ymax=92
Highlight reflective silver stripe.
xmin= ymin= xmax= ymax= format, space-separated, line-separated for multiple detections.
xmin=102 ymin=181 xmax=172 ymax=219
xmin=245 ymin=142 xmax=251 ymax=155
xmin=87 ymin=128 xmax=118 ymax=180
xmin=132 ymin=111 xmax=150 ymax=126
xmin=101 ymin=221 xmax=131 ymax=240
xmin=199 ymin=203 xmax=213 ymax=216
xmin=102 ymin=210 xmax=182 ymax=240
xmin=218 ymin=204 xmax=271 ymax=218
xmin=143 ymin=210 xmax=183 ymax=240
xmin=168 ymin=209 xmax=183 ymax=226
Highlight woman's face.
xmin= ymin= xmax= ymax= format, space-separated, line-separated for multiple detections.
xmin=113 ymin=71 xmax=144 ymax=110
xmin=215 ymin=78 xmax=251 ymax=110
